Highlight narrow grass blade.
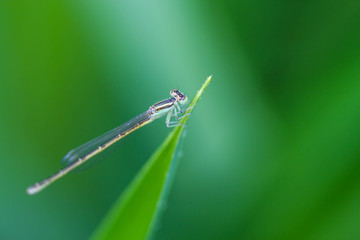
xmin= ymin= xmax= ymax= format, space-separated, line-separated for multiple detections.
xmin=90 ymin=76 xmax=212 ymax=240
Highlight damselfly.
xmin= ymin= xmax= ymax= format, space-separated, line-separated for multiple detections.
xmin=27 ymin=89 xmax=191 ymax=195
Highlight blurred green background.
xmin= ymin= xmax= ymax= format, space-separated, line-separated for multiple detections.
xmin=1 ymin=1 xmax=360 ymax=239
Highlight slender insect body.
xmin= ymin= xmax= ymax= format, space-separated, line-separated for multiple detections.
xmin=27 ymin=89 xmax=190 ymax=195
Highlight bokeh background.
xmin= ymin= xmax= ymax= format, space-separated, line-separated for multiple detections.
xmin=1 ymin=1 xmax=360 ymax=239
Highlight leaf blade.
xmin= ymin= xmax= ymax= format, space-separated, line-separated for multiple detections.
xmin=91 ymin=75 xmax=212 ymax=240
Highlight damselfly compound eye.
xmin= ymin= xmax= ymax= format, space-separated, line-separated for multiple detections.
xmin=170 ymin=89 xmax=187 ymax=101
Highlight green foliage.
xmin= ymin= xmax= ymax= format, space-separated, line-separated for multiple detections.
xmin=90 ymin=76 xmax=212 ymax=240
xmin=2 ymin=1 xmax=360 ymax=239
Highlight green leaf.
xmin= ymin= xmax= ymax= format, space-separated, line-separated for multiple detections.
xmin=90 ymin=76 xmax=212 ymax=240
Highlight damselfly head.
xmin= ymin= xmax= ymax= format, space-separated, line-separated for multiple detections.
xmin=170 ymin=89 xmax=188 ymax=105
